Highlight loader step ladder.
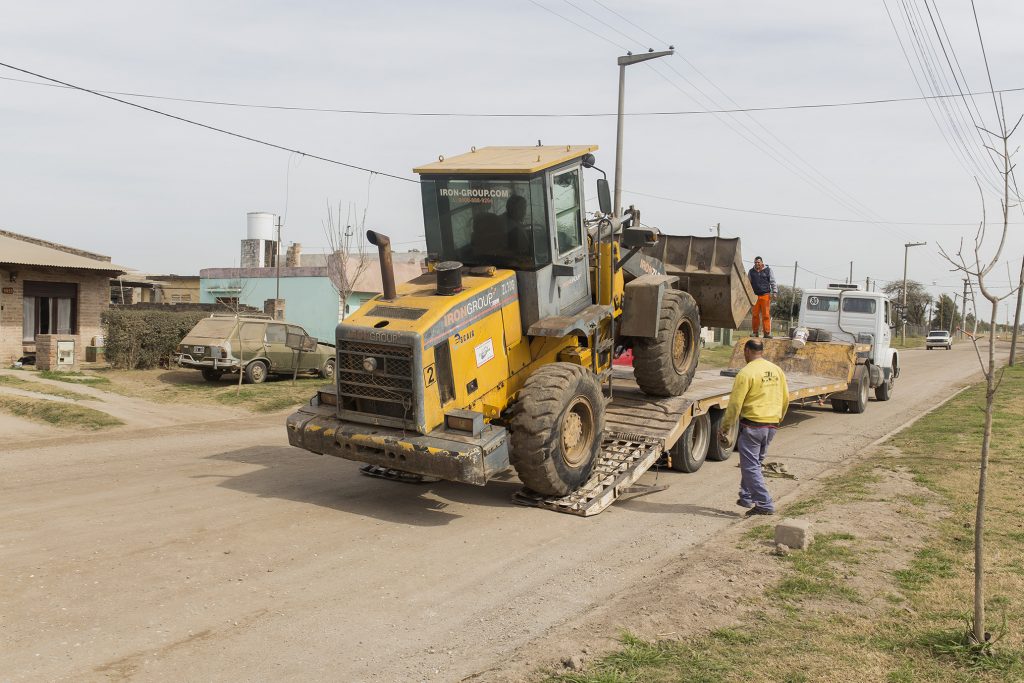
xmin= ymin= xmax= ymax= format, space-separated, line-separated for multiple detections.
xmin=512 ymin=432 xmax=666 ymax=516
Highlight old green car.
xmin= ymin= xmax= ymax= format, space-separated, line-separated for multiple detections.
xmin=175 ymin=314 xmax=336 ymax=383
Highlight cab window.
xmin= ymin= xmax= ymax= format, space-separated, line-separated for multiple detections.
xmin=421 ymin=177 xmax=550 ymax=270
xmin=841 ymin=297 xmax=876 ymax=314
xmin=806 ymin=295 xmax=839 ymax=312
xmin=552 ymin=169 xmax=582 ymax=255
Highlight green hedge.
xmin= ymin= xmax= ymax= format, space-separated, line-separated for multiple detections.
xmin=101 ymin=309 xmax=208 ymax=370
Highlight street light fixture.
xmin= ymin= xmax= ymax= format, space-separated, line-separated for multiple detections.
xmin=613 ymin=48 xmax=674 ymax=217
xmin=902 ymin=241 xmax=927 ymax=345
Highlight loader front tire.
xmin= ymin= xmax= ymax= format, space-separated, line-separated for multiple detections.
xmin=633 ymin=290 xmax=701 ymax=397
xmin=510 ymin=363 xmax=605 ymax=496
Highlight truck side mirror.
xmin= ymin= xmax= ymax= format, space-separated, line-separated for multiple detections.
xmin=596 ymin=179 xmax=612 ymax=215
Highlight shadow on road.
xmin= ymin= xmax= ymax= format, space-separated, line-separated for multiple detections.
xmin=204 ymin=445 xmax=522 ymax=525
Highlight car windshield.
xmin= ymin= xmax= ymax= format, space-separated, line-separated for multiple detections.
xmin=928 ymin=330 xmax=949 ymax=337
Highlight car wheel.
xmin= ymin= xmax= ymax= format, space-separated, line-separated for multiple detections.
xmin=244 ymin=360 xmax=268 ymax=384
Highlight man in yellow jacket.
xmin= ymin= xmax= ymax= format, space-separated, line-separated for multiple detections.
xmin=720 ymin=338 xmax=789 ymax=516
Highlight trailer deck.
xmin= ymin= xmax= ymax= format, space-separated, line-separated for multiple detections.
xmin=512 ymin=361 xmax=851 ymax=516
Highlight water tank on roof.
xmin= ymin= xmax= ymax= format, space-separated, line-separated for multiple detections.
xmin=247 ymin=212 xmax=276 ymax=241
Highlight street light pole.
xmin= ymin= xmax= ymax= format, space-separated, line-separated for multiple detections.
xmin=613 ymin=48 xmax=674 ymax=218
xmin=901 ymin=241 xmax=926 ymax=345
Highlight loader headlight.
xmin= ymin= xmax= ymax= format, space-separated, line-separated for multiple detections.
xmin=444 ymin=410 xmax=483 ymax=437
xmin=362 ymin=357 xmax=378 ymax=373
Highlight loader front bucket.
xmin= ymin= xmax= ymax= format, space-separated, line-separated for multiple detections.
xmin=641 ymin=235 xmax=755 ymax=329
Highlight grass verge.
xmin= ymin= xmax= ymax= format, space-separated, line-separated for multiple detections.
xmin=547 ymin=366 xmax=1024 ymax=683
xmin=36 ymin=369 xmax=112 ymax=386
xmin=0 ymin=396 xmax=123 ymax=430
xmin=699 ymin=344 xmax=735 ymax=369
xmin=93 ymin=368 xmax=326 ymax=413
xmin=0 ymin=374 xmax=97 ymax=401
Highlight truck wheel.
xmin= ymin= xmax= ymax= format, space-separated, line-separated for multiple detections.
xmin=706 ymin=408 xmax=736 ymax=461
xmin=669 ymin=413 xmax=711 ymax=472
xmin=201 ymin=368 xmax=224 ymax=382
xmin=320 ymin=358 xmax=336 ymax=380
xmin=849 ymin=368 xmax=869 ymax=414
xmin=510 ymin=363 xmax=605 ymax=496
xmin=875 ymin=372 xmax=894 ymax=401
xmin=633 ymin=290 xmax=700 ymax=397
xmin=244 ymin=360 xmax=268 ymax=384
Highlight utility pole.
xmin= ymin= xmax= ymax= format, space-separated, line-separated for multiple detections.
xmin=865 ymin=276 xmax=870 ymax=292
xmin=1010 ymin=254 xmax=1024 ymax=365
xmin=613 ymin=48 xmax=674 ymax=217
xmin=849 ymin=261 xmax=853 ymax=285
xmin=961 ymin=278 xmax=969 ymax=339
xmin=902 ymin=241 xmax=927 ymax=345
xmin=790 ymin=260 xmax=798 ymax=330
xmin=275 ymin=214 xmax=282 ymax=318
xmin=716 ymin=222 xmax=721 ymax=238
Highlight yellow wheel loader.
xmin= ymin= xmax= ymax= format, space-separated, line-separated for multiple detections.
xmin=287 ymin=145 xmax=753 ymax=496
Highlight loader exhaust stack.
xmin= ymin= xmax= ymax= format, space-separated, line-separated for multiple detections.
xmin=366 ymin=230 xmax=397 ymax=300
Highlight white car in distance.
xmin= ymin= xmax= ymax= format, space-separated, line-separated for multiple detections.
xmin=925 ymin=330 xmax=953 ymax=350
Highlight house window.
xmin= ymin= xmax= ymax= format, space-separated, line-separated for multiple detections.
xmin=171 ymin=293 xmax=192 ymax=303
xmin=22 ymin=281 xmax=78 ymax=342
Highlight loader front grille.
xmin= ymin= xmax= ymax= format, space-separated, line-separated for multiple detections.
xmin=337 ymin=340 xmax=416 ymax=424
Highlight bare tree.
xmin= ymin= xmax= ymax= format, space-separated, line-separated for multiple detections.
xmin=323 ymin=201 xmax=371 ymax=322
xmin=938 ymin=104 xmax=1022 ymax=646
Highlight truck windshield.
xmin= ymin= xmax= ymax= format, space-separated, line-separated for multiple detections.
xmin=421 ymin=177 xmax=551 ymax=270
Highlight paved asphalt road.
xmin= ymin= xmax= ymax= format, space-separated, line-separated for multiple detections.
xmin=0 ymin=343 xmax=999 ymax=682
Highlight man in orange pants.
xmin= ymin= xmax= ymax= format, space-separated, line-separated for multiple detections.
xmin=747 ymin=256 xmax=777 ymax=338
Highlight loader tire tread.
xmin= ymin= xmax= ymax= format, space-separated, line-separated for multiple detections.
xmin=632 ymin=290 xmax=701 ymax=397
xmin=510 ymin=363 xmax=604 ymax=496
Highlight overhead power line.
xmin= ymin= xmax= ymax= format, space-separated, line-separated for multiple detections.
xmin=0 ymin=62 xmax=418 ymax=184
xmin=623 ymin=189 xmax=1018 ymax=226
xmin=2 ymin=73 xmax=1022 ymax=119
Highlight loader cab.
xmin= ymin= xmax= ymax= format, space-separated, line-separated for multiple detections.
xmin=416 ymin=145 xmax=597 ymax=330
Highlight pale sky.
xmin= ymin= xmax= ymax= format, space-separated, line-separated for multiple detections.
xmin=2 ymin=1 xmax=1023 ymax=320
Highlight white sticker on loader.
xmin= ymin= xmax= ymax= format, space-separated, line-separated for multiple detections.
xmin=474 ymin=338 xmax=495 ymax=367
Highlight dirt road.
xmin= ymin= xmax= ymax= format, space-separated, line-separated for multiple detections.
xmin=0 ymin=344 xmax=996 ymax=682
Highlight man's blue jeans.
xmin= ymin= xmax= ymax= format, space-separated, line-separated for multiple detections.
xmin=737 ymin=424 xmax=776 ymax=512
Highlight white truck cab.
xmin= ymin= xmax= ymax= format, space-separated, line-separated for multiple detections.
xmin=798 ymin=284 xmax=899 ymax=402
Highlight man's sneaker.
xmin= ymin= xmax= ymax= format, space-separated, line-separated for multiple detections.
xmin=736 ymin=498 xmax=754 ymax=509
xmin=745 ymin=507 xmax=776 ymax=517
xmin=763 ymin=334 xmax=773 ymax=339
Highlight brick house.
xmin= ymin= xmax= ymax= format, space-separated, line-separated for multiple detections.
xmin=0 ymin=229 xmax=125 ymax=365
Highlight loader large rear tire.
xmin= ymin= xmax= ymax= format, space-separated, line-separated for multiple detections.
xmin=633 ymin=290 xmax=701 ymax=397
xmin=510 ymin=363 xmax=605 ymax=496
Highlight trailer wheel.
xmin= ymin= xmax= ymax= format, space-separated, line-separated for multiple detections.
xmin=830 ymin=399 xmax=848 ymax=412
xmin=706 ymin=408 xmax=736 ymax=461
xmin=848 ymin=367 xmax=869 ymax=414
xmin=510 ymin=363 xmax=605 ymax=496
xmin=669 ymin=412 xmax=711 ymax=472
xmin=201 ymin=368 xmax=224 ymax=382
xmin=244 ymin=360 xmax=268 ymax=384
xmin=320 ymin=358 xmax=336 ymax=380
xmin=633 ymin=290 xmax=701 ymax=397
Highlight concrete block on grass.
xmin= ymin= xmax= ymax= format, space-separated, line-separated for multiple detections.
xmin=774 ymin=518 xmax=812 ymax=550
